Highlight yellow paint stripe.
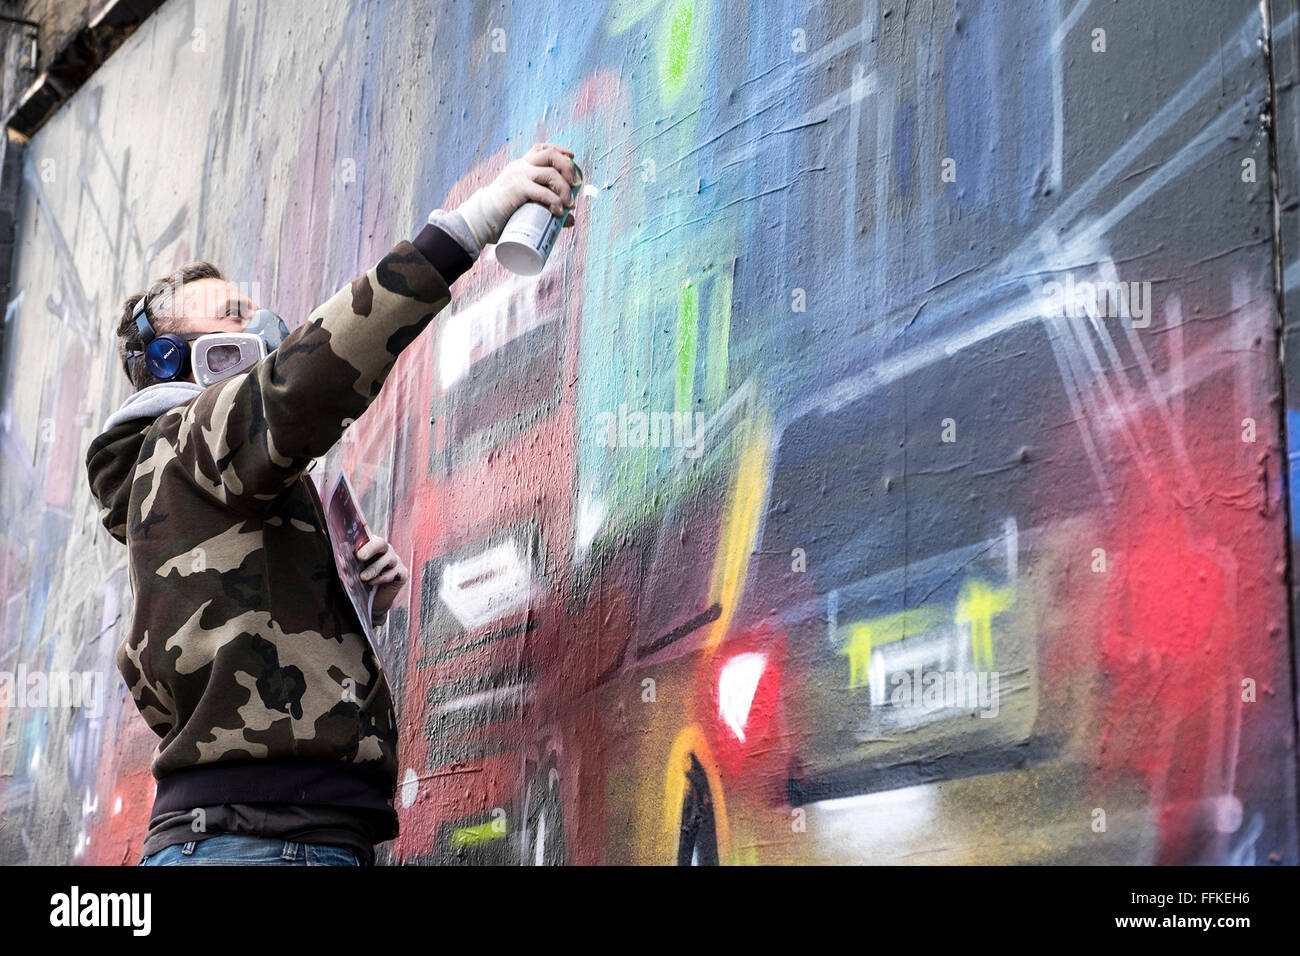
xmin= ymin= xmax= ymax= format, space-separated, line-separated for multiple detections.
xmin=840 ymin=606 xmax=946 ymax=689
xmin=450 ymin=819 xmax=508 ymax=847
xmin=706 ymin=422 xmax=771 ymax=650
xmin=662 ymin=726 xmax=734 ymax=865
xmin=954 ymin=579 xmax=1014 ymax=672
xmin=839 ymin=578 xmax=1015 ymax=686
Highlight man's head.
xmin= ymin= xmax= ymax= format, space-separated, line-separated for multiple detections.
xmin=116 ymin=262 xmax=259 ymax=390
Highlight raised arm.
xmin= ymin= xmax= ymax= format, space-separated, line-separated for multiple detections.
xmin=156 ymin=143 xmax=580 ymax=517
xmin=160 ymin=222 xmax=473 ymax=516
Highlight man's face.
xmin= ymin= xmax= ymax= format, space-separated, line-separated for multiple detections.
xmin=164 ymin=278 xmax=260 ymax=383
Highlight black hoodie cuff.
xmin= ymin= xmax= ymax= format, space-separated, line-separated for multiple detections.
xmin=412 ymin=221 xmax=475 ymax=285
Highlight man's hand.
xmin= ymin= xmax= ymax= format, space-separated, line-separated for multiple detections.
xmin=455 ymin=143 xmax=581 ymax=248
xmin=356 ymin=535 xmax=409 ymax=625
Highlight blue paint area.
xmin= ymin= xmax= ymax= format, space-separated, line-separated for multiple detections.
xmin=941 ymin=4 xmax=988 ymax=214
xmin=1287 ymin=409 xmax=1300 ymax=541
xmin=942 ymin=1 xmax=1053 ymax=222
xmin=893 ymin=100 xmax=915 ymax=199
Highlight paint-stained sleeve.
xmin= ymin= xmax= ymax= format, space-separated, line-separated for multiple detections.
xmin=161 ymin=231 xmax=469 ymax=516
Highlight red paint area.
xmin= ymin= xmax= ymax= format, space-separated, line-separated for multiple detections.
xmin=1088 ymin=404 xmax=1285 ymax=863
xmin=707 ymin=626 xmax=787 ymax=776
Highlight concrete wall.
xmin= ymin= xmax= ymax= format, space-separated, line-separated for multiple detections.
xmin=0 ymin=0 xmax=1296 ymax=865
xmin=1 ymin=0 xmax=98 ymax=122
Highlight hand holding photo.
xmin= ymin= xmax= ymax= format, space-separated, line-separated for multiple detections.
xmin=356 ymin=533 xmax=409 ymax=627
xmin=319 ymin=467 xmax=380 ymax=660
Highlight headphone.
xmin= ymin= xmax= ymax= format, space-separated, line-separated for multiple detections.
xmin=125 ymin=294 xmax=199 ymax=382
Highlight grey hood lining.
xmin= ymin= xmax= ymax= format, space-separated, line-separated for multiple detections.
xmin=101 ymin=381 xmax=205 ymax=432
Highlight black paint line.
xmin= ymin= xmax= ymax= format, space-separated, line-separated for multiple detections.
xmin=637 ymin=602 xmax=723 ymax=659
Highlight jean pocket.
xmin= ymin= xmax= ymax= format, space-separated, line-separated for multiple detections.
xmin=305 ymin=844 xmax=361 ymax=866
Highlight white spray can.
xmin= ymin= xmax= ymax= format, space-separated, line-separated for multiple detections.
xmin=495 ymin=160 xmax=584 ymax=276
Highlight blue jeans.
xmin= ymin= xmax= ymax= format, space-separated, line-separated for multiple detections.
xmin=139 ymin=833 xmax=362 ymax=866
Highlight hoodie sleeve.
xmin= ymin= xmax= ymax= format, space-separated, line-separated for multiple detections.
xmin=160 ymin=222 xmax=474 ymax=517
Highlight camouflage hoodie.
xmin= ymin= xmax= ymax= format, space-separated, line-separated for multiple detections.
xmin=85 ymin=222 xmax=474 ymax=824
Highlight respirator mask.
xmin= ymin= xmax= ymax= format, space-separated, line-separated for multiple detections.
xmin=126 ymin=295 xmax=291 ymax=387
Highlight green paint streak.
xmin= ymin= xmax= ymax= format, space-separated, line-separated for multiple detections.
xmin=704 ymin=262 xmax=733 ymax=406
xmin=676 ymin=280 xmax=699 ymax=414
xmin=451 ymin=819 xmax=507 ymax=847
xmin=664 ymin=2 xmax=693 ymax=92
xmin=622 ymin=293 xmax=652 ymax=494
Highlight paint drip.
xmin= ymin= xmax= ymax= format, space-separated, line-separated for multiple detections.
xmin=495 ymin=160 xmax=584 ymax=276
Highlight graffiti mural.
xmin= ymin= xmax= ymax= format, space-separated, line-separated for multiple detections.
xmin=0 ymin=0 xmax=1296 ymax=865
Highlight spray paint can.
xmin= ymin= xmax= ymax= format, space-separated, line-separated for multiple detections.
xmin=495 ymin=160 xmax=584 ymax=276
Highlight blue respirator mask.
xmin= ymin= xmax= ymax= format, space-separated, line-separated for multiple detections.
xmin=126 ymin=295 xmax=291 ymax=387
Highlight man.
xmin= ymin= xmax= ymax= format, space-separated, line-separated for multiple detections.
xmin=85 ymin=143 xmax=580 ymax=866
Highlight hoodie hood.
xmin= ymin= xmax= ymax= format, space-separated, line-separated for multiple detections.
xmin=86 ymin=382 xmax=204 ymax=543
xmin=100 ymin=381 xmax=204 ymax=432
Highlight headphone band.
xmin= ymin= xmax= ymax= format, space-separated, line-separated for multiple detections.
xmin=133 ymin=294 xmax=156 ymax=346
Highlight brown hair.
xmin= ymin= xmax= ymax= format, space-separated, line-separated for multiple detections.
xmin=116 ymin=261 xmax=224 ymax=390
